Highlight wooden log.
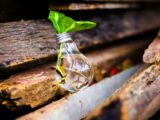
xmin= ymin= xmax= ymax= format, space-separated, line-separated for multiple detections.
xmin=0 ymin=38 xmax=152 ymax=110
xmin=0 ymin=0 xmax=159 ymax=22
xmin=1 ymin=8 xmax=160 ymax=75
xmin=143 ymin=32 xmax=160 ymax=63
xmin=49 ymin=3 xmax=139 ymax=11
xmin=85 ymin=64 xmax=160 ymax=120
xmin=17 ymin=65 xmax=141 ymax=120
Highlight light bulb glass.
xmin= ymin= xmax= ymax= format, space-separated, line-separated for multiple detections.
xmin=56 ymin=33 xmax=94 ymax=92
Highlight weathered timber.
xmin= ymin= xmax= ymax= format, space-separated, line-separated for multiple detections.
xmin=143 ymin=32 xmax=160 ymax=63
xmin=49 ymin=3 xmax=139 ymax=11
xmin=85 ymin=64 xmax=160 ymax=120
xmin=1 ymin=8 xmax=160 ymax=74
xmin=0 ymin=38 xmax=152 ymax=110
xmin=0 ymin=0 xmax=159 ymax=22
xmin=17 ymin=65 xmax=141 ymax=120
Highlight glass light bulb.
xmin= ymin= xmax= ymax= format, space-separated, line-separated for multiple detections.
xmin=56 ymin=33 xmax=94 ymax=92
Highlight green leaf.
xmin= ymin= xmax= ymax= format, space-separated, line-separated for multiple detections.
xmin=48 ymin=11 xmax=96 ymax=34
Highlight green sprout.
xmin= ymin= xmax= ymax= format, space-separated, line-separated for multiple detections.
xmin=48 ymin=10 xmax=96 ymax=90
xmin=48 ymin=10 xmax=96 ymax=35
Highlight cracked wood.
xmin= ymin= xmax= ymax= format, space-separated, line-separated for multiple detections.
xmin=1 ymin=8 xmax=160 ymax=75
xmin=85 ymin=64 xmax=160 ymax=120
xmin=0 ymin=38 xmax=151 ymax=110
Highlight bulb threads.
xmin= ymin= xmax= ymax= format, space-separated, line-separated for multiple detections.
xmin=57 ymin=33 xmax=72 ymax=43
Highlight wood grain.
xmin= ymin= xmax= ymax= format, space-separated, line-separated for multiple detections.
xmin=0 ymin=0 xmax=159 ymax=22
xmin=1 ymin=8 xmax=160 ymax=75
xmin=49 ymin=3 xmax=139 ymax=11
xmin=0 ymin=38 xmax=152 ymax=110
xmin=17 ymin=65 xmax=141 ymax=120
xmin=85 ymin=64 xmax=160 ymax=120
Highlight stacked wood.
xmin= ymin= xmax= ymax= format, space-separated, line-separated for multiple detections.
xmin=0 ymin=1 xmax=160 ymax=119
xmin=1 ymin=8 xmax=160 ymax=77
xmin=85 ymin=32 xmax=160 ymax=120
xmin=17 ymin=65 xmax=141 ymax=120
xmin=0 ymin=38 xmax=152 ymax=110
xmin=1 ymin=0 xmax=159 ymax=22
xmin=85 ymin=64 xmax=160 ymax=120
xmin=143 ymin=32 xmax=160 ymax=63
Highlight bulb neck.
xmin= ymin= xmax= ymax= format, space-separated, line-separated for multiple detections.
xmin=57 ymin=33 xmax=72 ymax=44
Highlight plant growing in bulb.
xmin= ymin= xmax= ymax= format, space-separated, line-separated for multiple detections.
xmin=49 ymin=11 xmax=96 ymax=92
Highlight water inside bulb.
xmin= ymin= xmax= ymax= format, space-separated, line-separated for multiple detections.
xmin=56 ymin=34 xmax=94 ymax=92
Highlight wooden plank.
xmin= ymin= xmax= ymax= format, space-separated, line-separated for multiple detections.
xmin=49 ymin=3 xmax=139 ymax=11
xmin=17 ymin=65 xmax=141 ymax=120
xmin=1 ymin=8 xmax=160 ymax=75
xmin=0 ymin=38 xmax=152 ymax=110
xmin=85 ymin=64 xmax=160 ymax=120
xmin=0 ymin=0 xmax=159 ymax=22
xmin=143 ymin=32 xmax=160 ymax=63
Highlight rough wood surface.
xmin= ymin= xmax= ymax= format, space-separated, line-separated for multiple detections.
xmin=17 ymin=65 xmax=141 ymax=120
xmin=1 ymin=8 xmax=160 ymax=75
xmin=143 ymin=32 xmax=160 ymax=63
xmin=0 ymin=0 xmax=159 ymax=22
xmin=85 ymin=64 xmax=160 ymax=120
xmin=49 ymin=3 xmax=139 ymax=11
xmin=0 ymin=38 xmax=151 ymax=110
